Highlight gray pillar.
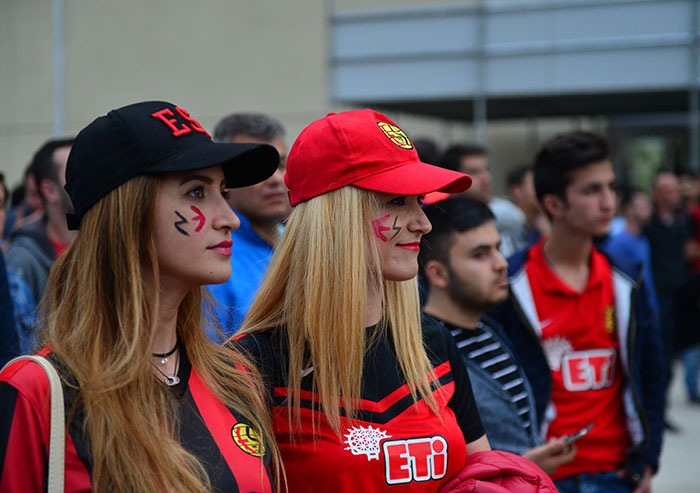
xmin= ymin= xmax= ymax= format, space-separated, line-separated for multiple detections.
xmin=473 ymin=0 xmax=487 ymax=144
xmin=689 ymin=0 xmax=700 ymax=171
xmin=52 ymin=0 xmax=64 ymax=137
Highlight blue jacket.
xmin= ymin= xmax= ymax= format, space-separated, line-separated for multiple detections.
xmin=0 ymin=251 xmax=18 ymax=366
xmin=207 ymin=210 xmax=279 ymax=340
xmin=491 ymin=247 xmax=666 ymax=480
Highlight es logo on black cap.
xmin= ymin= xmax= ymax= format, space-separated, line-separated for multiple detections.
xmin=151 ymin=107 xmax=211 ymax=138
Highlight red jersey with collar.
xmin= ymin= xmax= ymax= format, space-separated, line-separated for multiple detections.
xmin=0 ymin=348 xmax=273 ymax=492
xmin=49 ymin=237 xmax=68 ymax=258
xmin=233 ymin=322 xmax=484 ymax=492
xmin=526 ymin=240 xmax=628 ymax=480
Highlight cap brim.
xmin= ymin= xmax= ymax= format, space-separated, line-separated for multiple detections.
xmin=351 ymin=161 xmax=472 ymax=196
xmin=147 ymin=141 xmax=279 ymax=188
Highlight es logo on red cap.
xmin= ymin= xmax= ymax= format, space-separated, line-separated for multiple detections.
xmin=377 ymin=122 xmax=413 ymax=150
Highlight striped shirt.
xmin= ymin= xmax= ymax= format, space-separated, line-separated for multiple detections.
xmin=447 ymin=320 xmax=533 ymax=434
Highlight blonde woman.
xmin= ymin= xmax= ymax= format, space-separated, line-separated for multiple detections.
xmin=233 ymin=110 xmax=490 ymax=492
xmin=0 ymin=101 xmax=281 ymax=492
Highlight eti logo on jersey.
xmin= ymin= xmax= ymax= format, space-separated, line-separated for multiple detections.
xmin=562 ymin=348 xmax=617 ymax=391
xmin=383 ymin=436 xmax=448 ymax=484
xmin=344 ymin=425 xmax=448 ymax=485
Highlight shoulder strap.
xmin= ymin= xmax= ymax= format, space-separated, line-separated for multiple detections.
xmin=2 ymin=355 xmax=65 ymax=493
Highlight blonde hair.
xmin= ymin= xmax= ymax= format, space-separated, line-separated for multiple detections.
xmin=241 ymin=186 xmax=437 ymax=433
xmin=41 ymin=175 xmax=280 ymax=492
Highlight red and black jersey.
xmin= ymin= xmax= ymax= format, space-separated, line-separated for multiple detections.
xmin=233 ymin=320 xmax=484 ymax=492
xmin=0 ymin=347 xmax=273 ymax=493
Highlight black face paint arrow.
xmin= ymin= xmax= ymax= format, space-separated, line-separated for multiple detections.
xmin=174 ymin=211 xmax=189 ymax=236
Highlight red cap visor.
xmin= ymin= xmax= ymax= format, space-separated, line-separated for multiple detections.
xmin=351 ymin=161 xmax=472 ymax=196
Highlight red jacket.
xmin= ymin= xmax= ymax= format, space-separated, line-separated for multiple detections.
xmin=439 ymin=450 xmax=558 ymax=493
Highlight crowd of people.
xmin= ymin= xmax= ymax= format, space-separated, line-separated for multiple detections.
xmin=0 ymin=101 xmax=696 ymax=492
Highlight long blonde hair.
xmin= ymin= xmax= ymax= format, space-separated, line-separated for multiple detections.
xmin=41 ymin=175 xmax=280 ymax=492
xmin=240 ymin=186 xmax=438 ymax=433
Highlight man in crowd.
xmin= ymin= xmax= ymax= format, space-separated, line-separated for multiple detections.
xmin=495 ymin=131 xmax=665 ymax=492
xmin=499 ymin=164 xmax=549 ymax=257
xmin=645 ymin=170 xmax=700 ymax=409
xmin=605 ymin=187 xmax=659 ymax=321
xmin=438 ymin=143 xmax=527 ymax=254
xmin=420 ymin=196 xmax=576 ymax=476
xmin=6 ymin=138 xmax=75 ymax=348
xmin=439 ymin=144 xmax=492 ymax=203
xmin=208 ymin=112 xmax=290 ymax=338
xmin=0 ymin=173 xmax=17 ymax=364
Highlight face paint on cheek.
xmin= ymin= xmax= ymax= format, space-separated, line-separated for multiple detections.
xmin=372 ymin=214 xmax=391 ymax=241
xmin=389 ymin=215 xmax=401 ymax=240
xmin=174 ymin=211 xmax=189 ymax=236
xmin=190 ymin=206 xmax=206 ymax=232
xmin=372 ymin=214 xmax=401 ymax=241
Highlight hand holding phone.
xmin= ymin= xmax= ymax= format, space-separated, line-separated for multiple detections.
xmin=564 ymin=423 xmax=594 ymax=445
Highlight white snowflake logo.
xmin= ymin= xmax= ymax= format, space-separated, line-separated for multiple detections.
xmin=542 ymin=336 xmax=573 ymax=371
xmin=343 ymin=425 xmax=391 ymax=460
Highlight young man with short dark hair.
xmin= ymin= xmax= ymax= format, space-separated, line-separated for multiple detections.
xmin=495 ymin=131 xmax=665 ymax=493
xmin=420 ymin=196 xmax=576 ymax=477
xmin=6 ymin=138 xmax=74 ymax=348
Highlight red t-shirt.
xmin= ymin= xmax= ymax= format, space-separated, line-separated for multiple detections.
xmin=526 ymin=240 xmax=628 ymax=480
xmin=233 ymin=323 xmax=485 ymax=492
xmin=0 ymin=348 xmax=273 ymax=492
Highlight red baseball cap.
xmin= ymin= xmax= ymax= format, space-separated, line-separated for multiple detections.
xmin=284 ymin=109 xmax=471 ymax=206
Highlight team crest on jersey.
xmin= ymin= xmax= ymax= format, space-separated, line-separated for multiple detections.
xmin=377 ymin=122 xmax=413 ymax=149
xmin=603 ymin=305 xmax=616 ymax=333
xmin=232 ymin=423 xmax=265 ymax=457
xmin=344 ymin=425 xmax=392 ymax=460
xmin=542 ymin=336 xmax=573 ymax=371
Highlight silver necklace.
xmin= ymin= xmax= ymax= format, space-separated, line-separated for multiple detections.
xmin=153 ymin=348 xmax=180 ymax=386
xmin=152 ymin=339 xmax=178 ymax=365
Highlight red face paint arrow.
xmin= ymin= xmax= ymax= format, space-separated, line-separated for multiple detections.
xmin=372 ymin=214 xmax=392 ymax=241
xmin=190 ymin=206 xmax=206 ymax=232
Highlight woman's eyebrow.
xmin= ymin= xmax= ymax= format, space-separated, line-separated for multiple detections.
xmin=178 ymin=174 xmax=213 ymax=186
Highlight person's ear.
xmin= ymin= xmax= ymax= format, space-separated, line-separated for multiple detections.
xmin=424 ymin=259 xmax=449 ymax=290
xmin=509 ymin=184 xmax=521 ymax=202
xmin=39 ymin=179 xmax=59 ymax=205
xmin=542 ymin=193 xmax=565 ymax=220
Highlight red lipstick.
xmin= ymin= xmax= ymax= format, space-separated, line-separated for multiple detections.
xmin=208 ymin=240 xmax=233 ymax=256
xmin=396 ymin=242 xmax=420 ymax=251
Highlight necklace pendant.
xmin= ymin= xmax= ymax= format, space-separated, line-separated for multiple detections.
xmin=160 ymin=357 xmax=168 ymax=365
xmin=164 ymin=375 xmax=180 ymax=386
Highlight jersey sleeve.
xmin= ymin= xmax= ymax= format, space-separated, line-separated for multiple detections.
xmin=0 ymin=361 xmax=50 ymax=492
xmin=227 ymin=331 xmax=275 ymax=396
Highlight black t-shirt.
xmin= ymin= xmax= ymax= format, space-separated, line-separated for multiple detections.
xmin=232 ymin=319 xmax=484 ymax=492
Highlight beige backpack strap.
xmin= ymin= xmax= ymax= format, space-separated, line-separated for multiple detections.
xmin=2 ymin=355 xmax=65 ymax=493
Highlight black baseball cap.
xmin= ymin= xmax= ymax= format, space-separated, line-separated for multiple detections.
xmin=65 ymin=100 xmax=280 ymax=230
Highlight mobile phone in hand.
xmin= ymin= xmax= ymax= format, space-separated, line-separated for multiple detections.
xmin=564 ymin=423 xmax=594 ymax=445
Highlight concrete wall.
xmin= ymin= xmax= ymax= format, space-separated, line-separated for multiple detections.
xmin=0 ymin=0 xmax=613 ymax=197
xmin=0 ymin=0 xmax=330 ymax=189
